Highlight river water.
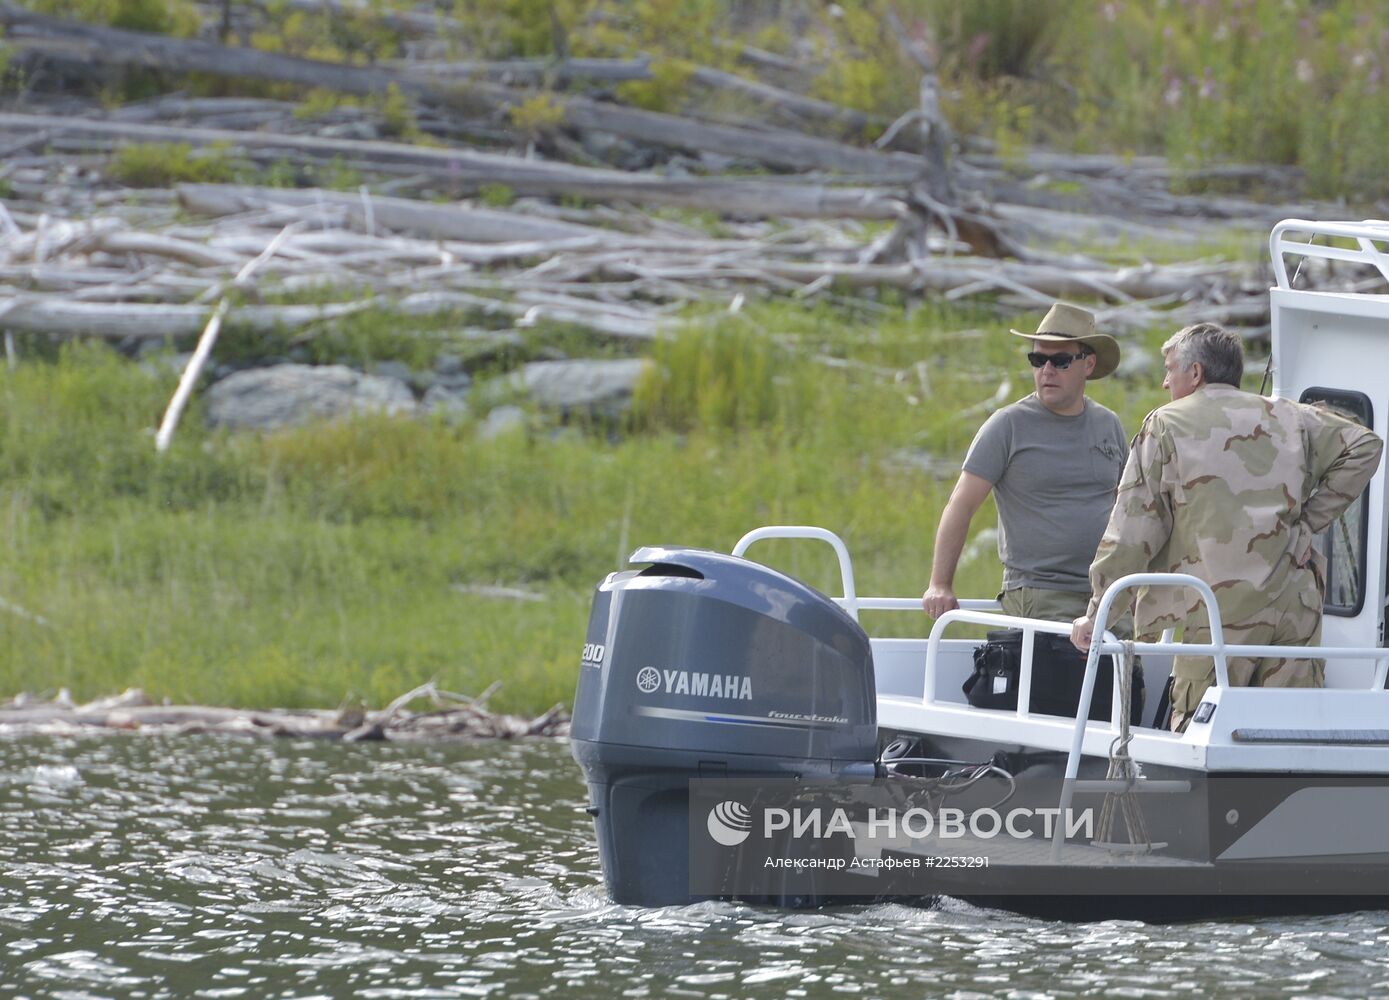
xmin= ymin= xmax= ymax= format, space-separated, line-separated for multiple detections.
xmin=3 ymin=732 xmax=1388 ymax=998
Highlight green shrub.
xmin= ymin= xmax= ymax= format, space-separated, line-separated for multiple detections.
xmin=28 ymin=0 xmax=200 ymax=35
xmin=924 ymin=0 xmax=1063 ymax=81
xmin=631 ymin=320 xmax=804 ymax=436
xmin=478 ymin=183 xmax=516 ymax=208
xmin=108 ymin=142 xmax=239 ymax=187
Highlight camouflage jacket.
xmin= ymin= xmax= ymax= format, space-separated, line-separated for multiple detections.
xmin=1086 ymin=384 xmax=1383 ymax=636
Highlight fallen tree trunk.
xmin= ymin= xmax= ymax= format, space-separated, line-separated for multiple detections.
xmin=983 ymin=171 xmax=1326 ymax=225
xmin=0 ymin=4 xmax=924 ymax=179
xmin=0 ymin=289 xmax=664 ymax=341
xmin=555 ymin=98 xmax=918 ymax=179
xmin=399 ymin=57 xmax=655 ymax=84
xmin=729 ymin=257 xmax=1246 ymax=300
xmin=0 ymin=112 xmax=908 ymax=220
xmin=402 ymin=56 xmax=883 ymax=133
xmin=106 ymin=95 xmax=300 ymax=123
xmin=686 ymin=65 xmax=883 ymax=133
xmin=0 ymin=297 xmax=371 ymax=338
xmin=965 ymin=147 xmax=1303 ymax=187
xmin=91 ymin=230 xmax=245 ymax=268
xmin=176 ymin=183 xmax=613 ymax=243
xmin=0 ymin=685 xmax=570 ymax=739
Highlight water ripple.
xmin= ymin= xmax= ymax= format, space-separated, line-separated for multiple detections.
xmin=0 ymin=733 xmax=1387 ymax=996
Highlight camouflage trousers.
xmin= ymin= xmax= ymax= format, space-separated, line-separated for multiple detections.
xmin=1169 ymin=593 xmax=1323 ymax=733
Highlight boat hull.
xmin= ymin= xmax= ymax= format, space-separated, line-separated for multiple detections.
xmin=871 ymin=726 xmax=1389 ymax=918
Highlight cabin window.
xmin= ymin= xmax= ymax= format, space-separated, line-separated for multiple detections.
xmin=1299 ymin=388 xmax=1373 ymax=617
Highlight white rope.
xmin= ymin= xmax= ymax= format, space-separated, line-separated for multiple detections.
xmin=1092 ymin=640 xmax=1156 ymax=854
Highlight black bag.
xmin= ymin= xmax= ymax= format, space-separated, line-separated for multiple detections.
xmin=963 ymin=628 xmax=1144 ymax=725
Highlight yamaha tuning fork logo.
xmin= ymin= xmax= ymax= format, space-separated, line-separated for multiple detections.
xmin=706 ymin=801 xmax=753 ymax=846
xmin=635 ymin=667 xmax=661 ymax=693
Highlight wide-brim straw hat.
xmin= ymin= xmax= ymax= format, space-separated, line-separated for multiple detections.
xmin=1009 ymin=303 xmax=1120 ymax=380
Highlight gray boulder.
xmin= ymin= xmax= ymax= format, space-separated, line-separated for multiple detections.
xmin=423 ymin=383 xmax=471 ymax=421
xmin=515 ymin=358 xmax=650 ymax=417
xmin=372 ymin=360 xmax=416 ymax=385
xmin=433 ymin=352 xmax=467 ymax=377
xmin=479 ymin=405 xmax=527 ymax=440
xmin=429 ymin=371 xmax=473 ymax=394
xmin=206 ymin=363 xmax=417 ymax=430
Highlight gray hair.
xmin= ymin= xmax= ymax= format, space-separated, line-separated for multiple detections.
xmin=1161 ymin=323 xmax=1243 ymax=387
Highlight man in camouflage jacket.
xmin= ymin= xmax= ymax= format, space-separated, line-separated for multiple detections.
xmin=1070 ymin=323 xmax=1383 ymax=732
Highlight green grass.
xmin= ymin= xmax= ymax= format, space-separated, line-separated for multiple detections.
xmin=1049 ymin=226 xmax=1268 ymax=269
xmin=107 ymin=142 xmax=365 ymax=191
xmin=0 ymin=303 xmax=1181 ymax=715
xmin=108 ymin=142 xmax=241 ymax=188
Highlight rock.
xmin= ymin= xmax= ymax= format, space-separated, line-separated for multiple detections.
xmin=212 ymin=361 xmax=252 ymax=381
xmin=430 ymin=371 xmax=473 ymax=393
xmin=206 ymin=363 xmax=417 ymax=430
xmin=479 ymin=405 xmax=526 ymax=440
xmin=451 ymin=330 xmax=526 ymax=370
xmin=373 ymin=360 xmax=415 ymax=386
xmin=515 ymin=358 xmax=650 ymax=418
xmin=423 ymin=383 xmax=471 ymax=420
xmin=434 ymin=352 xmax=466 ymax=377
xmin=139 ymin=351 xmax=194 ymax=380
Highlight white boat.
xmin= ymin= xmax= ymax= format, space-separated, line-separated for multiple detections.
xmin=571 ymin=219 xmax=1389 ymax=920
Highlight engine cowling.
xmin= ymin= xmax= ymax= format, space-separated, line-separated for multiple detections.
xmin=570 ymin=546 xmax=877 ymax=905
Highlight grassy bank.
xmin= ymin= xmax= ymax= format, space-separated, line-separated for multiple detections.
xmin=0 ymin=300 xmax=1181 ymax=714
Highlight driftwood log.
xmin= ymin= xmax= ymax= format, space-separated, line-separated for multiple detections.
xmin=0 ymin=171 xmax=1309 ymax=352
xmin=0 ymin=112 xmax=909 ymax=221
xmin=0 ymin=684 xmax=569 ymax=740
xmin=396 ymin=56 xmax=885 ymax=135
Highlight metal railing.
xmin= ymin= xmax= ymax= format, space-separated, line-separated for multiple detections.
xmin=1047 ymin=572 xmax=1389 ymax=859
xmin=1270 ymin=218 xmax=1389 ymax=289
xmin=732 ymin=525 xmax=998 ymax=623
xmin=926 ymin=608 xmax=1124 ymax=720
xmin=731 ymin=529 xmax=1389 ymax=859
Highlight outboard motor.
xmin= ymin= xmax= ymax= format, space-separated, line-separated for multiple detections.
xmin=570 ymin=546 xmax=878 ymax=906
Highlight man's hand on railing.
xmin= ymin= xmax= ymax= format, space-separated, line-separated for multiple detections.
xmin=921 ymin=584 xmax=960 ymax=619
xmin=1071 ymin=615 xmax=1094 ymax=652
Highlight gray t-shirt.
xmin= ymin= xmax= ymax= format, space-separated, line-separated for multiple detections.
xmin=963 ymin=394 xmax=1128 ymax=592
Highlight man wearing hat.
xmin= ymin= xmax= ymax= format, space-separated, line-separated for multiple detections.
xmin=921 ymin=302 xmax=1127 ymax=625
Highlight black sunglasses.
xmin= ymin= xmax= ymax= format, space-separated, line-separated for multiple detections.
xmin=1027 ymin=350 xmax=1090 ymax=370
